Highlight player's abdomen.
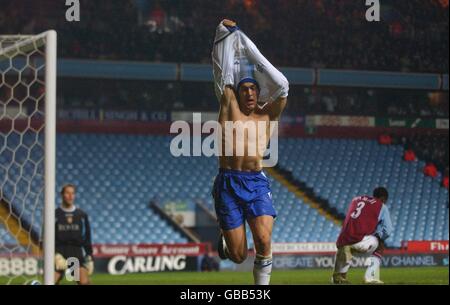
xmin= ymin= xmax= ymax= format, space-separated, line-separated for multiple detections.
xmin=219 ymin=155 xmax=262 ymax=172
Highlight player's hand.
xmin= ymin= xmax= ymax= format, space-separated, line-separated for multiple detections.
xmin=83 ymin=255 xmax=94 ymax=275
xmin=376 ymin=239 xmax=385 ymax=254
xmin=222 ymin=19 xmax=237 ymax=28
xmin=55 ymin=253 xmax=67 ymax=271
xmin=374 ymin=234 xmax=385 ymax=254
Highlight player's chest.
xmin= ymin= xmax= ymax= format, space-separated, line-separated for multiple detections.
xmin=220 ymin=113 xmax=271 ymax=133
xmin=57 ymin=213 xmax=82 ymax=231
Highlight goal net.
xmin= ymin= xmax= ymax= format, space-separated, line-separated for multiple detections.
xmin=0 ymin=31 xmax=56 ymax=285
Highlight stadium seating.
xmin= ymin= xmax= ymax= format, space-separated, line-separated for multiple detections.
xmin=55 ymin=134 xmax=190 ymax=244
xmin=1 ymin=133 xmax=448 ymax=248
xmin=0 ymin=227 xmax=16 ymax=246
xmin=0 ymin=130 xmax=44 ymax=240
xmin=55 ymin=134 xmax=340 ymax=247
xmin=278 ymin=138 xmax=449 ymax=247
xmin=0 ymin=132 xmax=189 ymax=245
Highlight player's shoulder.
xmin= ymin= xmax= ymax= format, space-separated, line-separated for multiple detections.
xmin=73 ymin=207 xmax=89 ymax=217
xmin=351 ymin=195 xmax=366 ymax=202
xmin=62 ymin=207 xmax=87 ymax=217
xmin=380 ymin=203 xmax=390 ymax=212
xmin=352 ymin=195 xmax=377 ymax=203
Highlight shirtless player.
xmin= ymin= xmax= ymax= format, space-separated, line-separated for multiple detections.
xmin=211 ymin=19 xmax=289 ymax=285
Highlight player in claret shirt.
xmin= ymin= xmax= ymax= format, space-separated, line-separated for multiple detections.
xmin=332 ymin=187 xmax=393 ymax=284
xmin=54 ymin=184 xmax=94 ymax=285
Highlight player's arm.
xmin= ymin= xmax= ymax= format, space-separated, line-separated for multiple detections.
xmin=240 ymin=25 xmax=290 ymax=108
xmin=265 ymin=96 xmax=288 ymax=121
xmin=375 ymin=205 xmax=394 ymax=241
xmin=83 ymin=214 xmax=93 ymax=255
xmin=219 ymin=85 xmax=240 ymax=117
xmin=82 ymin=214 xmax=94 ymax=274
xmin=261 ymin=62 xmax=289 ymax=121
xmin=261 ymin=74 xmax=289 ymax=121
xmin=54 ymin=211 xmax=68 ymax=271
xmin=239 ymin=29 xmax=289 ymax=120
xmin=212 ymin=19 xmax=238 ymax=103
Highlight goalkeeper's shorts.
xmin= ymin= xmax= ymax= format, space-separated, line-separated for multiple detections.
xmin=55 ymin=245 xmax=86 ymax=271
xmin=212 ymin=169 xmax=277 ymax=231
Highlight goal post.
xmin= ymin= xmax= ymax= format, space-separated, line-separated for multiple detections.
xmin=44 ymin=30 xmax=57 ymax=286
xmin=0 ymin=30 xmax=57 ymax=285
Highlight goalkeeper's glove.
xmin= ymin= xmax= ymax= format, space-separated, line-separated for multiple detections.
xmin=55 ymin=253 xmax=67 ymax=271
xmin=83 ymin=255 xmax=94 ymax=275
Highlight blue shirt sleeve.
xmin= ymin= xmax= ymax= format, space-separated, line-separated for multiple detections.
xmin=375 ymin=205 xmax=393 ymax=241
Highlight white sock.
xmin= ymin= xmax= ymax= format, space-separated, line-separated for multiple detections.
xmin=365 ymin=255 xmax=381 ymax=282
xmin=253 ymin=254 xmax=272 ymax=285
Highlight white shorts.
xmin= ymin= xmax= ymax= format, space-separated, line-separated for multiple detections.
xmin=334 ymin=235 xmax=379 ymax=274
xmin=350 ymin=235 xmax=379 ymax=255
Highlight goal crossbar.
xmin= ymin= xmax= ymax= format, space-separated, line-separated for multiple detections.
xmin=0 ymin=32 xmax=48 ymax=61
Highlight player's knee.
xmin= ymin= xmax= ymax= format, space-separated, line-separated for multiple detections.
xmin=253 ymin=236 xmax=271 ymax=256
xmin=78 ymin=272 xmax=91 ymax=285
xmin=78 ymin=278 xmax=90 ymax=285
xmin=230 ymin=254 xmax=247 ymax=264
xmin=229 ymin=250 xmax=248 ymax=264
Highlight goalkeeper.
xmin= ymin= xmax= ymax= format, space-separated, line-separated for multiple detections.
xmin=54 ymin=184 xmax=94 ymax=285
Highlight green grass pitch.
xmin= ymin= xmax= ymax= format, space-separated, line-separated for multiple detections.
xmin=56 ymin=267 xmax=450 ymax=285
xmin=1 ymin=267 xmax=448 ymax=285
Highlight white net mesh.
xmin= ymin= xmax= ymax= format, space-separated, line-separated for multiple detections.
xmin=0 ymin=34 xmax=49 ymax=284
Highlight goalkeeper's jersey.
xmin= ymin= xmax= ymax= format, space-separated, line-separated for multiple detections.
xmin=55 ymin=206 xmax=93 ymax=257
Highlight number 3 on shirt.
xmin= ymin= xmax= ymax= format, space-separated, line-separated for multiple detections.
xmin=351 ymin=201 xmax=366 ymax=219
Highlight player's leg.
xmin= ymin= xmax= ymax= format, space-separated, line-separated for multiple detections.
xmin=351 ymin=235 xmax=383 ymax=284
xmin=54 ymin=271 xmax=64 ymax=285
xmin=77 ymin=267 xmax=91 ymax=285
xmin=364 ymin=251 xmax=383 ymax=284
xmin=248 ymin=215 xmax=274 ymax=285
xmin=216 ymin=207 xmax=248 ymax=263
xmin=220 ymin=224 xmax=248 ymax=263
xmin=332 ymin=246 xmax=352 ymax=284
xmin=213 ymin=173 xmax=248 ymax=263
xmin=364 ymin=239 xmax=384 ymax=284
xmin=244 ymin=174 xmax=276 ymax=286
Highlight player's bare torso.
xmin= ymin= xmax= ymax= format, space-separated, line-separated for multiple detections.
xmin=218 ymin=88 xmax=272 ymax=172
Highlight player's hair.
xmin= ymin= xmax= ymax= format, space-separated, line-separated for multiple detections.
xmin=237 ymin=77 xmax=260 ymax=93
xmin=61 ymin=184 xmax=76 ymax=195
xmin=373 ymin=187 xmax=389 ymax=201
